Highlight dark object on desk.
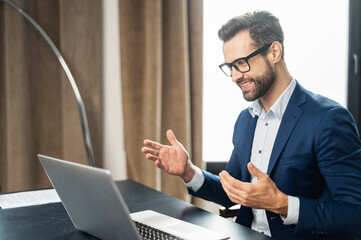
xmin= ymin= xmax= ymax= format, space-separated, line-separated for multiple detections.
xmin=219 ymin=205 xmax=241 ymax=218
xmin=205 ymin=161 xmax=240 ymax=219
xmin=0 ymin=180 xmax=274 ymax=240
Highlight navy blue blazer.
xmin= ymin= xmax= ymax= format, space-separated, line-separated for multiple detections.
xmin=190 ymin=82 xmax=361 ymax=240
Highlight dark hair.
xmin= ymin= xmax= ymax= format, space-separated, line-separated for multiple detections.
xmin=218 ymin=11 xmax=285 ymax=59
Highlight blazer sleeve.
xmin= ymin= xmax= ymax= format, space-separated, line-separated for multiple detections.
xmin=296 ymin=107 xmax=361 ymax=236
xmin=187 ymin=157 xmax=235 ymax=208
xmin=187 ymin=110 xmax=249 ymax=208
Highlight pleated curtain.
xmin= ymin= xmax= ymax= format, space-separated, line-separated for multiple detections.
xmin=0 ymin=0 xmax=101 ymax=192
xmin=119 ymin=0 xmax=203 ymax=201
xmin=0 ymin=0 xmax=203 ymax=204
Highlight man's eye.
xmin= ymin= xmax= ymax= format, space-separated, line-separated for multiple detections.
xmin=234 ymin=59 xmax=247 ymax=67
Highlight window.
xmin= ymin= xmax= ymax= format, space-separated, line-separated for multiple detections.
xmin=203 ymin=0 xmax=349 ymax=162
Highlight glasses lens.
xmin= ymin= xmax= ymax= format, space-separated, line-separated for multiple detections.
xmin=220 ymin=64 xmax=232 ymax=76
xmin=234 ymin=58 xmax=249 ymax=72
xmin=220 ymin=59 xmax=250 ymax=76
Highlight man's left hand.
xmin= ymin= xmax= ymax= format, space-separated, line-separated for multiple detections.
xmin=219 ymin=162 xmax=288 ymax=216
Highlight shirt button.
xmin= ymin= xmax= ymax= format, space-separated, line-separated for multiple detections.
xmin=259 ymin=150 xmax=262 ymax=154
xmin=265 ymin=123 xmax=269 ymax=126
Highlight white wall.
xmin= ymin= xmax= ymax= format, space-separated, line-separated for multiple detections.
xmin=101 ymin=0 xmax=127 ymax=179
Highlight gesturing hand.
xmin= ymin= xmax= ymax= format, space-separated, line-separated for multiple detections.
xmin=219 ymin=162 xmax=288 ymax=216
xmin=141 ymin=129 xmax=195 ymax=182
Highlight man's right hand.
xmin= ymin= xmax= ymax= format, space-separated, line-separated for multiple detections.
xmin=141 ymin=129 xmax=195 ymax=182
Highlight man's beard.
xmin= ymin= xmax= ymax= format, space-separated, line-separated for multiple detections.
xmin=239 ymin=58 xmax=276 ymax=102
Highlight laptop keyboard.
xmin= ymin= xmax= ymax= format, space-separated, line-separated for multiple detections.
xmin=134 ymin=221 xmax=184 ymax=240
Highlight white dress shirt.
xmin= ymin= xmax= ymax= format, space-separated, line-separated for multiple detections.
xmin=186 ymin=78 xmax=299 ymax=237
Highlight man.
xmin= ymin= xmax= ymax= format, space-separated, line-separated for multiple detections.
xmin=141 ymin=11 xmax=361 ymax=240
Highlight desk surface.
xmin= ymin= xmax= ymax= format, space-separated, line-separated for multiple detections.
xmin=0 ymin=180 xmax=273 ymax=240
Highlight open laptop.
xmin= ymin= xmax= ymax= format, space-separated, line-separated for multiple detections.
xmin=38 ymin=154 xmax=230 ymax=240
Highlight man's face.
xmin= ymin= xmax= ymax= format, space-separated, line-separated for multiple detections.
xmin=222 ymin=31 xmax=275 ymax=102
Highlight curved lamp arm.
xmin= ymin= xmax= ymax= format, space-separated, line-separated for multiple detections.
xmin=1 ymin=0 xmax=95 ymax=166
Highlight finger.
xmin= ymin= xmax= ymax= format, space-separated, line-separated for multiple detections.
xmin=220 ymin=171 xmax=249 ymax=193
xmin=219 ymin=170 xmax=231 ymax=179
xmin=166 ymin=129 xmax=179 ymax=146
xmin=219 ymin=171 xmax=236 ymax=188
xmin=219 ymin=171 xmax=237 ymax=185
xmin=219 ymin=173 xmax=247 ymax=204
xmin=143 ymin=139 xmax=163 ymax=150
xmin=219 ymin=171 xmax=239 ymax=191
xmin=145 ymin=153 xmax=160 ymax=162
xmin=223 ymin=188 xmax=246 ymax=204
xmin=247 ymin=162 xmax=265 ymax=179
xmin=154 ymin=160 xmax=165 ymax=170
xmin=141 ymin=147 xmax=159 ymax=156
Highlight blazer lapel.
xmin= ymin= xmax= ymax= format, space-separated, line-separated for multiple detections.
xmin=267 ymin=83 xmax=306 ymax=175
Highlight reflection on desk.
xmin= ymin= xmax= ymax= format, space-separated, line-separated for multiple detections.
xmin=0 ymin=180 xmax=274 ymax=240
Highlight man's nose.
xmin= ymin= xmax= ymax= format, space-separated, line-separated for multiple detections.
xmin=231 ymin=67 xmax=244 ymax=82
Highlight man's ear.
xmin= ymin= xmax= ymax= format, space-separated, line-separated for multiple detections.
xmin=269 ymin=41 xmax=283 ymax=63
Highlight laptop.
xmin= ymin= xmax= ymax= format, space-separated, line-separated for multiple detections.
xmin=38 ymin=154 xmax=230 ymax=240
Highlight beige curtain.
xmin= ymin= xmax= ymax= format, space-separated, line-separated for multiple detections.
xmin=119 ymin=0 xmax=203 ymax=201
xmin=0 ymin=0 xmax=101 ymax=193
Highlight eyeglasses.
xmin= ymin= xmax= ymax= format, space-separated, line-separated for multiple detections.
xmin=219 ymin=43 xmax=272 ymax=77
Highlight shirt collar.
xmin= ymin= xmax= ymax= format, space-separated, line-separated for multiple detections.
xmin=249 ymin=99 xmax=263 ymax=118
xmin=248 ymin=78 xmax=297 ymax=119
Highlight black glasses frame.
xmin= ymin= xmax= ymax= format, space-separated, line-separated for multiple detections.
xmin=219 ymin=43 xmax=272 ymax=77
